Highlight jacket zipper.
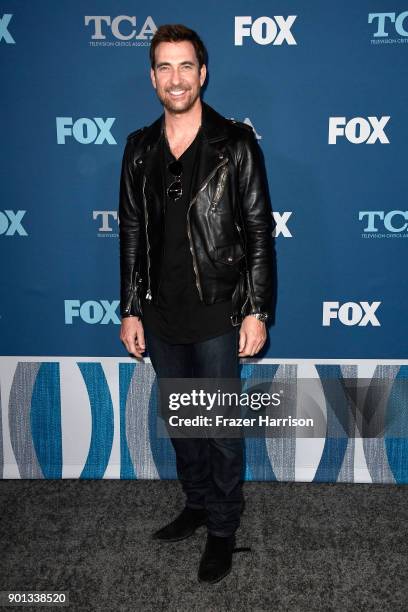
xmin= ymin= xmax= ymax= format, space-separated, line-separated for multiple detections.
xmin=124 ymin=269 xmax=142 ymax=314
xmin=235 ymin=221 xmax=256 ymax=314
xmin=186 ymin=157 xmax=229 ymax=300
xmin=125 ymin=271 xmax=136 ymax=313
xmin=142 ymin=174 xmax=152 ymax=301
xmin=156 ymin=215 xmax=166 ymax=301
xmin=211 ymin=164 xmax=228 ymax=209
xmin=125 ymin=292 xmax=134 ymax=314
xmin=246 ymin=270 xmax=256 ymax=311
xmin=156 ymin=170 xmax=168 ymax=301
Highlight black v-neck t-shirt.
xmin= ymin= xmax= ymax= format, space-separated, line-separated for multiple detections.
xmin=141 ymin=127 xmax=233 ymax=344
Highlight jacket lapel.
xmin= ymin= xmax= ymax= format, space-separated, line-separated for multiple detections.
xmin=140 ymin=115 xmax=165 ymax=205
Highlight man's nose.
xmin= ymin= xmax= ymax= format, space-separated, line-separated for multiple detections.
xmin=169 ymin=68 xmax=182 ymax=85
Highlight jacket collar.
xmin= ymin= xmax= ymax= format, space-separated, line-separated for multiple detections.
xmin=140 ymin=100 xmax=229 ymax=207
xmin=141 ymin=99 xmax=229 ymax=153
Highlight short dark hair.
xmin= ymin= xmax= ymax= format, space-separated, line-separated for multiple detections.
xmin=149 ymin=24 xmax=208 ymax=70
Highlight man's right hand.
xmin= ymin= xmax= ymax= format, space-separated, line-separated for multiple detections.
xmin=120 ymin=316 xmax=146 ymax=359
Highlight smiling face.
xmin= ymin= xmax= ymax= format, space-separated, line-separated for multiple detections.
xmin=150 ymin=40 xmax=207 ymax=114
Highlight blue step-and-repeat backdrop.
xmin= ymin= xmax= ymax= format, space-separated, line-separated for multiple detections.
xmin=0 ymin=2 xmax=407 ymax=482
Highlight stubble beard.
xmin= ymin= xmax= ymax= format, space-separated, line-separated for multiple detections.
xmin=157 ymin=86 xmax=201 ymax=115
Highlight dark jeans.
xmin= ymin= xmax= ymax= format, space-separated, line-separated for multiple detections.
xmin=144 ymin=325 xmax=244 ymax=537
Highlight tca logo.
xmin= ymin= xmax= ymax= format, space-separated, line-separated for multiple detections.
xmin=369 ymin=12 xmax=408 ymax=37
xmin=56 ymin=118 xmax=116 ymax=145
xmin=93 ymin=211 xmax=118 ymax=233
xmin=323 ymin=302 xmax=381 ymax=327
xmin=328 ymin=117 xmax=390 ymax=144
xmin=65 ymin=300 xmax=120 ymax=324
xmin=84 ymin=15 xmax=156 ymax=40
xmin=359 ymin=211 xmax=408 ymax=233
xmin=234 ymin=16 xmax=297 ymax=46
xmin=0 ymin=211 xmax=27 ymax=236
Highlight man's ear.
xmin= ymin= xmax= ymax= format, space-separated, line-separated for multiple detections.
xmin=200 ymin=64 xmax=207 ymax=87
xmin=150 ymin=67 xmax=157 ymax=90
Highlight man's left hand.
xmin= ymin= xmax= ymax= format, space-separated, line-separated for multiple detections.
xmin=238 ymin=316 xmax=267 ymax=357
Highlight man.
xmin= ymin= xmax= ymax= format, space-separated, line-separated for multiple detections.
xmin=119 ymin=24 xmax=276 ymax=584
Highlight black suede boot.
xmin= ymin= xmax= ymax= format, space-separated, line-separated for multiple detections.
xmin=198 ymin=533 xmax=250 ymax=584
xmin=151 ymin=506 xmax=208 ymax=542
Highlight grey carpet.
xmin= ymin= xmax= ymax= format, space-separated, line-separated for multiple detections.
xmin=0 ymin=480 xmax=407 ymax=612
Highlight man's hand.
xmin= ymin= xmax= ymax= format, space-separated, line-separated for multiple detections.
xmin=238 ymin=315 xmax=267 ymax=357
xmin=120 ymin=316 xmax=146 ymax=359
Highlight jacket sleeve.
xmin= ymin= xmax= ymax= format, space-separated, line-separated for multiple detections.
xmin=237 ymin=128 xmax=277 ymax=320
xmin=118 ymin=138 xmax=144 ymax=318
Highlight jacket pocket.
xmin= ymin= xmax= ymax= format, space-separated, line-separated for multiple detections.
xmin=214 ymin=242 xmax=245 ymax=265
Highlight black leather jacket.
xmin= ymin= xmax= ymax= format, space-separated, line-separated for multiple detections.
xmin=118 ymin=100 xmax=276 ymax=325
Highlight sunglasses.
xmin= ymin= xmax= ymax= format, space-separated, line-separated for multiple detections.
xmin=167 ymin=160 xmax=183 ymax=201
